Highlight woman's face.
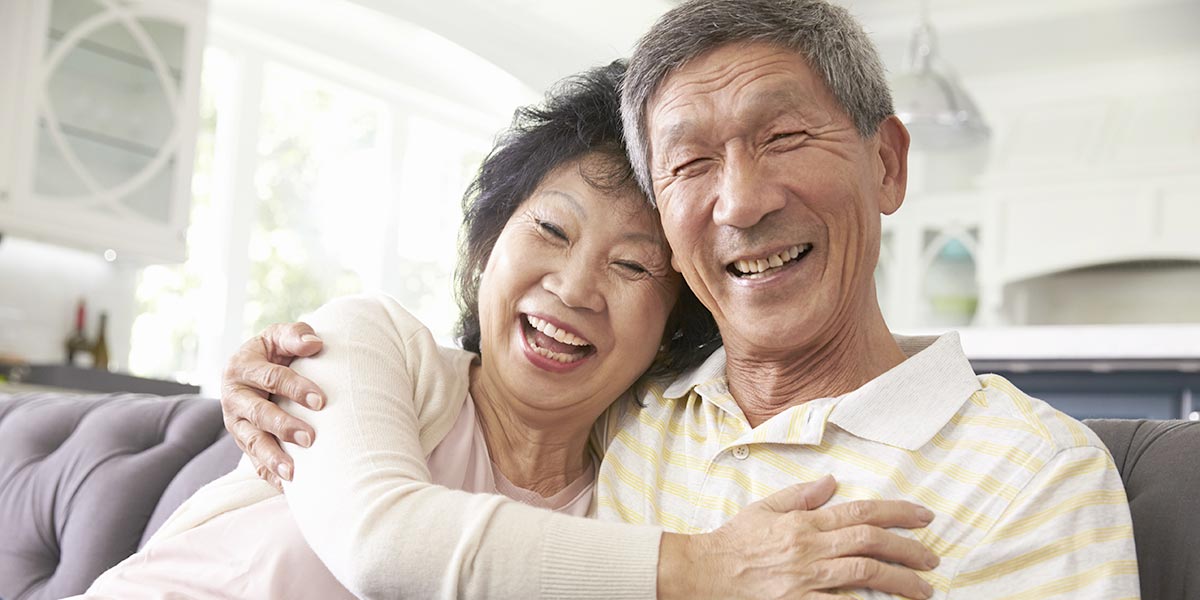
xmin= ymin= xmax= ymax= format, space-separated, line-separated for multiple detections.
xmin=476 ymin=154 xmax=680 ymax=421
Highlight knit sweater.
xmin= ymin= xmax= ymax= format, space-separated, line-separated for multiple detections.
xmin=148 ymin=294 xmax=663 ymax=599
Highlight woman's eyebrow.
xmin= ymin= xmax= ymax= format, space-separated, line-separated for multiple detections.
xmin=622 ymin=231 xmax=662 ymax=246
xmin=532 ymin=189 xmax=586 ymax=218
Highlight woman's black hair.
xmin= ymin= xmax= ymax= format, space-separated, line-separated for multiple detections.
xmin=453 ymin=60 xmax=721 ymax=379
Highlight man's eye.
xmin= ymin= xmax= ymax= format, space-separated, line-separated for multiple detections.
xmin=538 ymin=220 xmax=568 ymax=241
xmin=768 ymin=132 xmax=804 ymax=146
xmin=672 ymin=159 xmax=708 ymax=177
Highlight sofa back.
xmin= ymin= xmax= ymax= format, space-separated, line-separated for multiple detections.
xmin=0 ymin=393 xmax=1196 ymax=600
xmin=1084 ymin=418 xmax=1200 ymax=600
xmin=0 ymin=393 xmax=234 ymax=600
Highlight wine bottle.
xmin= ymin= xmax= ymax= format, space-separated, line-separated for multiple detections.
xmin=92 ymin=312 xmax=110 ymax=371
xmin=65 ymin=299 xmax=92 ymax=368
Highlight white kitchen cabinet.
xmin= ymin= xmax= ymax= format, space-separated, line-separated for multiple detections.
xmin=993 ymin=179 xmax=1200 ymax=285
xmin=879 ymin=176 xmax=1200 ymax=331
xmin=0 ymin=0 xmax=208 ymax=263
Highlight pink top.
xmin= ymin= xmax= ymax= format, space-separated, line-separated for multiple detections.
xmin=83 ymin=394 xmax=595 ymax=599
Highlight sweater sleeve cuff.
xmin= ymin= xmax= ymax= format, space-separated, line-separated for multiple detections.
xmin=540 ymin=513 xmax=663 ymax=600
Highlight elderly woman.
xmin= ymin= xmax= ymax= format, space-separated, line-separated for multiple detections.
xmin=82 ymin=62 xmax=936 ymax=600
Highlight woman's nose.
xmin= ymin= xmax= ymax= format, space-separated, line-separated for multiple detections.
xmin=542 ymin=262 xmax=605 ymax=312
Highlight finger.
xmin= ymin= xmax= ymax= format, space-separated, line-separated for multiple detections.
xmin=230 ymin=418 xmax=293 ymax=481
xmin=265 ymin=321 xmax=323 ymax=360
xmin=812 ymin=499 xmax=935 ymax=532
xmin=244 ymin=361 xmax=324 ymax=409
xmin=222 ymin=386 xmax=316 ymax=445
xmin=811 ymin=557 xmax=935 ymax=600
xmin=820 ymin=525 xmax=939 ymax=571
xmin=222 ymin=386 xmax=267 ymax=435
xmin=244 ymin=391 xmax=316 ymax=446
xmin=757 ymin=475 xmax=836 ymax=513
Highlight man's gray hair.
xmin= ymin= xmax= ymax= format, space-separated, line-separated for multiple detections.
xmin=621 ymin=0 xmax=894 ymax=202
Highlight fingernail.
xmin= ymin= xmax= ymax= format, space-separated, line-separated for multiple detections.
xmin=295 ymin=431 xmax=312 ymax=448
xmin=301 ymin=334 xmax=322 ymax=344
xmin=918 ymin=507 xmax=935 ymax=522
xmin=277 ymin=462 xmax=292 ymax=481
xmin=926 ymin=553 xmax=941 ymax=569
xmin=920 ymin=578 xmax=934 ymax=597
xmin=306 ymin=393 xmax=324 ymax=410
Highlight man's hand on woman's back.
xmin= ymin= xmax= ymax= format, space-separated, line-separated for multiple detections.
xmin=220 ymin=321 xmax=328 ymax=490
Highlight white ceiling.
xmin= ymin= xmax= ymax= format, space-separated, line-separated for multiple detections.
xmin=346 ymin=0 xmax=1200 ymax=92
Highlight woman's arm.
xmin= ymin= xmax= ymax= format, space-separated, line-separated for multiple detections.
xmin=278 ymin=293 xmax=661 ymax=599
xmin=231 ymin=294 xmax=940 ymax=599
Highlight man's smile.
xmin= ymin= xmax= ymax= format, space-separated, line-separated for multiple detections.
xmin=726 ymin=243 xmax=814 ymax=280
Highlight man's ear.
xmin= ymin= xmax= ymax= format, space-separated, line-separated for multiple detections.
xmin=876 ymin=115 xmax=909 ymax=216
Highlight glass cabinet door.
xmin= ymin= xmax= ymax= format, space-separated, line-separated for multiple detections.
xmin=919 ymin=227 xmax=980 ymax=327
xmin=34 ymin=0 xmax=188 ymax=226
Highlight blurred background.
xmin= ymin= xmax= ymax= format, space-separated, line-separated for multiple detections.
xmin=0 ymin=0 xmax=1198 ymax=418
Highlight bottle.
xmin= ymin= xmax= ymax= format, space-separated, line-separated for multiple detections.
xmin=65 ymin=299 xmax=92 ymax=368
xmin=92 ymin=311 xmax=109 ymax=371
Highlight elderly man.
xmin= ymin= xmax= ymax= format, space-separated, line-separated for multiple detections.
xmin=595 ymin=1 xmax=1139 ymax=598
xmin=223 ymin=0 xmax=1138 ymax=597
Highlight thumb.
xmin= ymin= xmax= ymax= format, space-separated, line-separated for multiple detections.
xmin=758 ymin=474 xmax=836 ymax=513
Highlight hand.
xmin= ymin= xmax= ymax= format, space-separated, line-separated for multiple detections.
xmin=220 ymin=322 xmax=327 ymax=490
xmin=658 ymin=475 xmax=939 ymax=600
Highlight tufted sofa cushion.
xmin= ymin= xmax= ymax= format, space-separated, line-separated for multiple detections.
xmin=0 ymin=393 xmax=231 ymax=600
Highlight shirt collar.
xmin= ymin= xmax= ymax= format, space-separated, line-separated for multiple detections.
xmin=827 ymin=332 xmax=981 ymax=451
xmin=662 ymin=345 xmax=728 ymax=399
xmin=660 ymin=332 xmax=981 ymax=451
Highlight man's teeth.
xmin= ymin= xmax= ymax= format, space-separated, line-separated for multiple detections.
xmin=733 ymin=244 xmax=810 ymax=278
xmin=526 ymin=315 xmax=590 ymax=347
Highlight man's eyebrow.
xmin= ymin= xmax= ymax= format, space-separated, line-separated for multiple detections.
xmin=741 ymin=88 xmax=812 ymax=123
xmin=657 ymin=121 xmax=703 ymax=155
xmin=654 ymin=89 xmax=813 ymax=155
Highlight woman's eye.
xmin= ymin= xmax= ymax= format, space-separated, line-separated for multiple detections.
xmin=537 ymin=220 xmax=568 ymax=241
xmin=616 ymin=261 xmax=649 ymax=275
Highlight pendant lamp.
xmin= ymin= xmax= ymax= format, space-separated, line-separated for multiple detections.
xmin=891 ymin=0 xmax=990 ymax=150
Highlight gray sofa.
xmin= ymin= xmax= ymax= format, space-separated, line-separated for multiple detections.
xmin=0 ymin=393 xmax=1196 ymax=599
xmin=0 ymin=393 xmax=240 ymax=600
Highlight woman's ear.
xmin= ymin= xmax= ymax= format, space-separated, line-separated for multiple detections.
xmin=876 ymin=115 xmax=910 ymax=216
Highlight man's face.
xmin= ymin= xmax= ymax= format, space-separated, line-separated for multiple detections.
xmin=646 ymin=42 xmax=907 ymax=354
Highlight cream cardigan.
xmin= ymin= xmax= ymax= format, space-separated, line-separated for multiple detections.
xmin=149 ymin=294 xmax=662 ymax=599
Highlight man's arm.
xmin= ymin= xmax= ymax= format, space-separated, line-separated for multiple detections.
xmin=946 ymin=445 xmax=1139 ymax=598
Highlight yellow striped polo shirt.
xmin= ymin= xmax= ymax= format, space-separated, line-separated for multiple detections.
xmin=594 ymin=332 xmax=1139 ymax=599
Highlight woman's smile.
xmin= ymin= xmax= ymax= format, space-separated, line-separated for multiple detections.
xmin=518 ymin=312 xmax=596 ymax=372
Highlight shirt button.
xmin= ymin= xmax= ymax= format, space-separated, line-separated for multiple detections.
xmin=732 ymin=445 xmax=750 ymax=460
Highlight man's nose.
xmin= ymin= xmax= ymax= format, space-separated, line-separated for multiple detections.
xmin=542 ymin=260 xmax=605 ymax=313
xmin=712 ymin=155 xmax=786 ymax=229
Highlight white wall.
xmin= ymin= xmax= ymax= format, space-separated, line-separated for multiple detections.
xmin=0 ymin=235 xmax=136 ymax=370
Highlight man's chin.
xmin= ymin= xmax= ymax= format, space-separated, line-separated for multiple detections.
xmin=718 ymin=316 xmax=824 ymax=355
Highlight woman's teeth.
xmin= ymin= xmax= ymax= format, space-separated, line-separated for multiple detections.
xmin=732 ymin=244 xmax=812 ymax=279
xmin=530 ymin=343 xmax=585 ymax=363
xmin=526 ymin=315 xmax=590 ymax=346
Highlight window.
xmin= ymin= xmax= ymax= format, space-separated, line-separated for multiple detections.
xmin=128 ymin=13 xmax=531 ymax=393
